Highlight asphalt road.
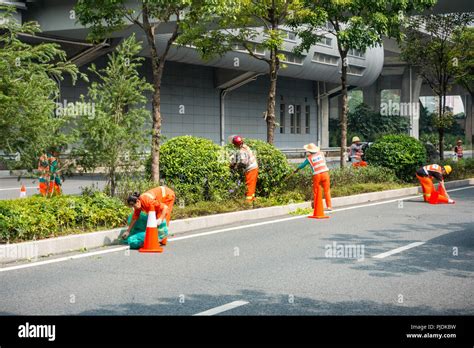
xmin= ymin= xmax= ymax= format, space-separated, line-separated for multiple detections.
xmin=0 ymin=176 xmax=107 ymax=199
xmin=0 ymin=187 xmax=473 ymax=316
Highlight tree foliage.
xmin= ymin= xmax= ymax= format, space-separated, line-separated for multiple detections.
xmin=0 ymin=6 xmax=82 ymax=170
xmin=401 ymin=12 xmax=473 ymax=159
xmin=74 ymin=35 xmax=153 ymax=196
xmin=293 ymin=0 xmax=436 ymax=167
xmin=178 ymin=0 xmax=316 ymax=144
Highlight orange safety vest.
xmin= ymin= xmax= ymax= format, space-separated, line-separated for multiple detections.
xmin=308 ymin=152 xmax=329 ymax=175
xmin=423 ymin=164 xmax=443 ymax=177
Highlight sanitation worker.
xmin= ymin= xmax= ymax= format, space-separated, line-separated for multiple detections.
xmin=230 ymin=135 xmax=259 ymax=203
xmin=454 ymin=139 xmax=463 ymax=160
xmin=349 ymin=136 xmax=367 ymax=167
xmin=293 ymin=143 xmax=332 ymax=211
xmin=123 ymin=186 xmax=176 ymax=246
xmin=416 ymin=164 xmax=454 ymax=204
xmin=37 ymin=153 xmax=50 ymax=196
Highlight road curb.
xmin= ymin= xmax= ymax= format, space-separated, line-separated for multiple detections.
xmin=1 ymin=178 xmax=472 ymax=265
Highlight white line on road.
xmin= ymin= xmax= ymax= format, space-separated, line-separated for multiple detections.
xmin=372 ymin=242 xmax=425 ymax=259
xmin=193 ymin=300 xmax=249 ymax=316
xmin=0 ymin=186 xmax=36 ymax=191
xmin=0 ymin=246 xmax=129 ymax=273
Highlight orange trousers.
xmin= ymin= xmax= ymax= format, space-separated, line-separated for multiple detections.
xmin=162 ymin=195 xmax=175 ymax=226
xmin=313 ymin=171 xmax=332 ymax=209
xmin=352 ymin=161 xmax=367 ymax=168
xmin=416 ymin=174 xmax=448 ymax=203
xmin=245 ymin=168 xmax=258 ymax=202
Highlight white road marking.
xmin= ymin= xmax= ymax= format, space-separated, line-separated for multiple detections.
xmin=0 ymin=246 xmax=129 ymax=272
xmin=0 ymin=186 xmax=36 ymax=191
xmin=194 ymin=300 xmax=249 ymax=316
xmin=372 ymin=242 xmax=425 ymax=259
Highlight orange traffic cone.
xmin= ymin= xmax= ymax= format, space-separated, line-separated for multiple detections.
xmin=20 ymin=184 xmax=26 ymax=198
xmin=308 ymin=187 xmax=329 ymax=219
xmin=139 ymin=210 xmax=163 ymax=253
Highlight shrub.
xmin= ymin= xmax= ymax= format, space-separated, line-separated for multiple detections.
xmin=284 ymin=165 xmax=399 ymax=200
xmin=365 ymin=134 xmax=427 ymax=182
xmin=439 ymin=158 xmax=474 ymax=181
xmin=0 ymin=193 xmax=129 ymax=243
xmin=158 ymin=136 xmax=234 ymax=203
xmin=226 ymin=138 xmax=292 ymax=197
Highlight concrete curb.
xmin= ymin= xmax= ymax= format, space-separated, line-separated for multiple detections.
xmin=1 ymin=178 xmax=472 ymax=264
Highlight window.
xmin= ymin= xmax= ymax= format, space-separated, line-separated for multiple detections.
xmin=317 ymin=36 xmax=332 ymax=47
xmin=279 ymin=103 xmax=286 ymax=134
xmin=348 ymin=48 xmax=365 ymax=58
xmin=312 ymin=52 xmax=338 ymax=65
xmin=281 ymin=30 xmax=297 ymax=41
xmin=347 ymin=65 xmax=365 ymax=76
xmin=232 ymin=42 xmax=265 ymax=56
xmin=296 ymin=105 xmax=301 ymax=134
xmin=305 ymin=105 xmax=311 ymax=134
xmin=280 ymin=51 xmax=304 ymax=65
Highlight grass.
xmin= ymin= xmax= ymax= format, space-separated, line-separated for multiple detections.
xmin=171 ymin=182 xmax=411 ymax=220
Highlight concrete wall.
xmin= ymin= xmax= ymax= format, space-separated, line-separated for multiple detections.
xmin=60 ymin=58 xmax=319 ymax=149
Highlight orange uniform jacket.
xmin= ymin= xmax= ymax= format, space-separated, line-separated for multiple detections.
xmin=132 ymin=186 xmax=176 ymax=224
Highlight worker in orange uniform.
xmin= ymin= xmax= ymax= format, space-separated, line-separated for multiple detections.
xmin=349 ymin=136 xmax=367 ymax=167
xmin=230 ymin=135 xmax=259 ymax=203
xmin=38 ymin=153 xmax=50 ymax=196
xmin=293 ymin=143 xmax=332 ymax=211
xmin=123 ymin=186 xmax=176 ymax=245
xmin=416 ymin=164 xmax=454 ymax=204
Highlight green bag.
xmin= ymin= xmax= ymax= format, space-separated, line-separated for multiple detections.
xmin=123 ymin=212 xmax=169 ymax=249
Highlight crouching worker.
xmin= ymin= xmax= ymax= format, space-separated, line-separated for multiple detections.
xmin=122 ymin=186 xmax=176 ymax=247
xmin=293 ymin=143 xmax=332 ymax=211
xmin=416 ymin=164 xmax=454 ymax=204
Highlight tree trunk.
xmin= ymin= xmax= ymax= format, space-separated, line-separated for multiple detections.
xmin=110 ymin=167 xmax=116 ymax=197
xmin=143 ymin=8 xmax=164 ymax=183
xmin=438 ymin=94 xmax=444 ymax=160
xmin=340 ymin=59 xmax=348 ymax=168
xmin=266 ymin=55 xmax=278 ymax=144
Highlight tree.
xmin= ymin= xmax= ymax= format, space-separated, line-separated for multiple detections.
xmin=452 ymin=26 xmax=474 ymax=144
xmin=76 ymin=0 xmax=221 ymax=182
xmin=401 ymin=13 xmax=474 ymax=159
xmin=293 ymin=0 xmax=436 ymax=167
xmin=74 ymin=35 xmax=153 ymax=197
xmin=178 ymin=0 xmax=313 ymax=144
xmin=0 ymin=6 xmax=81 ymax=170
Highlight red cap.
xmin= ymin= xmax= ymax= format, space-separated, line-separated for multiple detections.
xmin=232 ymin=135 xmax=243 ymax=147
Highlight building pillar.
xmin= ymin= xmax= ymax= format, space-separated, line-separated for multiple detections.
xmin=362 ymin=79 xmax=381 ymax=113
xmin=401 ymin=66 xmax=423 ymax=139
xmin=320 ymin=95 xmax=330 ymax=148
xmin=463 ymin=94 xmax=473 ymax=146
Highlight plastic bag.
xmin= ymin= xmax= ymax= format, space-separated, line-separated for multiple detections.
xmin=122 ymin=212 xmax=169 ymax=249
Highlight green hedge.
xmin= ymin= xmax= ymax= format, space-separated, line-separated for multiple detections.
xmin=158 ymin=136 xmax=234 ymax=203
xmin=0 ymin=193 xmax=129 ymax=243
xmin=439 ymin=158 xmax=474 ymax=181
xmin=284 ymin=165 xmax=399 ymax=200
xmin=365 ymin=134 xmax=427 ymax=182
